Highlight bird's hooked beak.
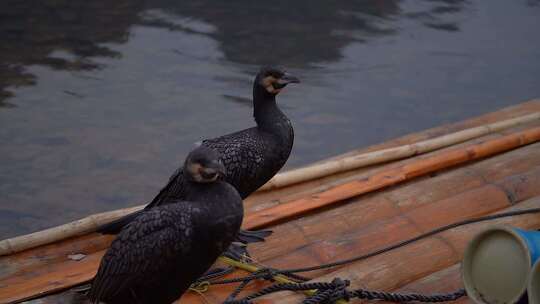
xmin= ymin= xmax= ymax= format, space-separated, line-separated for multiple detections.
xmin=277 ymin=72 xmax=301 ymax=85
xmin=208 ymin=160 xmax=226 ymax=179
xmin=214 ymin=160 xmax=226 ymax=178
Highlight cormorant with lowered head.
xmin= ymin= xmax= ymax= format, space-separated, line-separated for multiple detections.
xmin=98 ymin=67 xmax=300 ymax=249
xmin=88 ymin=146 xmax=243 ymax=304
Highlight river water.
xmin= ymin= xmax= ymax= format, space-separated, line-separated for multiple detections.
xmin=1 ymin=0 xmax=539 ymax=238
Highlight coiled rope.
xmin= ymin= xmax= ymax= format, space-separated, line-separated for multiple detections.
xmin=224 ymin=279 xmax=466 ymax=304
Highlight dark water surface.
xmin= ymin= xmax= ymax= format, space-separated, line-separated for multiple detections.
xmin=1 ymin=0 xmax=540 ymax=238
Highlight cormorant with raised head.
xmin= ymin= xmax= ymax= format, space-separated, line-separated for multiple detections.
xmin=99 ymin=67 xmax=299 ymax=247
xmin=89 ymin=146 xmax=243 ymax=304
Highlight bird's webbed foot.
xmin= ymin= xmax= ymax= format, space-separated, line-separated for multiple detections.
xmin=222 ymin=242 xmax=252 ymax=262
xmin=235 ymin=229 xmax=273 ymax=244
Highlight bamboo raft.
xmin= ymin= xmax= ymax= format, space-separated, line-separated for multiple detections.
xmin=2 ymin=99 xmax=540 ymax=304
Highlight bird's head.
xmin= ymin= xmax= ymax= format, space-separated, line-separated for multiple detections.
xmin=255 ymin=66 xmax=300 ymax=95
xmin=184 ymin=147 xmax=226 ymax=183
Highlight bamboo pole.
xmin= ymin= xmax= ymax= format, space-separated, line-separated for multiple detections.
xmin=243 ymin=126 xmax=540 ymax=229
xmin=0 ymin=206 xmax=143 ymax=256
xmin=258 ymin=112 xmax=540 ymax=191
xmin=0 ymin=114 xmax=538 ymax=256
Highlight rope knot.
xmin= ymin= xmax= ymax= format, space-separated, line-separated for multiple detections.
xmin=328 ymin=278 xmax=351 ymax=302
xmin=224 ymin=299 xmax=251 ymax=304
xmin=330 ymin=278 xmax=349 ymax=288
xmin=302 ymin=278 xmax=351 ymax=304
xmin=256 ymin=268 xmax=278 ymax=281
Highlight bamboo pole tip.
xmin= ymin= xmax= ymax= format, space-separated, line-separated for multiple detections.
xmin=0 ymin=239 xmax=14 ymax=256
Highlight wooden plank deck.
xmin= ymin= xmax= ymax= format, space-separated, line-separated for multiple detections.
xmin=2 ymin=99 xmax=540 ymax=304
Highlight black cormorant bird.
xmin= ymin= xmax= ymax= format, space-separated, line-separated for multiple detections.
xmin=99 ymin=67 xmax=299 ymax=248
xmin=89 ymin=146 xmax=243 ymax=304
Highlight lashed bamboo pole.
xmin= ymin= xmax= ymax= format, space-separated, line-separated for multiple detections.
xmin=244 ymin=126 xmax=540 ymax=229
xmin=1 ymin=125 xmax=539 ymax=257
xmin=259 ymin=112 xmax=540 ymax=191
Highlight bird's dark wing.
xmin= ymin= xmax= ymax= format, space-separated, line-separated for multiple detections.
xmin=145 ymin=166 xmax=186 ymax=209
xmin=202 ymin=128 xmax=270 ymax=198
xmin=88 ymin=205 xmax=195 ymax=303
xmin=95 ymin=210 xmax=144 ymax=234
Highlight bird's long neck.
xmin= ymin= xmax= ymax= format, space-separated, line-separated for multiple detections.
xmin=253 ymin=84 xmax=290 ymax=134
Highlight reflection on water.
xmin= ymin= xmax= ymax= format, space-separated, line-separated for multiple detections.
xmin=0 ymin=0 xmax=539 ymax=238
xmin=141 ymin=0 xmax=402 ymax=66
xmin=0 ymin=0 xmax=474 ymax=100
xmin=0 ymin=0 xmax=143 ymax=103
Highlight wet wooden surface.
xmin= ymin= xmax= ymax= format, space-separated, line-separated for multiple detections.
xmin=2 ymin=99 xmax=540 ymax=304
